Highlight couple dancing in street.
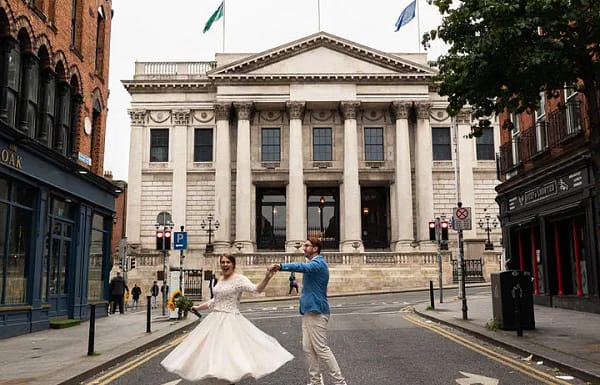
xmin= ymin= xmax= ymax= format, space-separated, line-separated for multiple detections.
xmin=161 ymin=237 xmax=348 ymax=385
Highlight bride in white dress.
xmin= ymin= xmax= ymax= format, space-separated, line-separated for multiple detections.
xmin=161 ymin=254 xmax=294 ymax=384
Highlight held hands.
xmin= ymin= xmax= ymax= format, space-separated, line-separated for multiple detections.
xmin=268 ymin=264 xmax=281 ymax=272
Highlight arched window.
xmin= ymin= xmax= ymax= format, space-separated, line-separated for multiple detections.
xmin=53 ymin=80 xmax=71 ymax=155
xmin=95 ymin=6 xmax=106 ymax=75
xmin=5 ymin=42 xmax=20 ymax=127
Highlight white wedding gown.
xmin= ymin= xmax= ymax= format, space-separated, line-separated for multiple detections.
xmin=161 ymin=274 xmax=294 ymax=383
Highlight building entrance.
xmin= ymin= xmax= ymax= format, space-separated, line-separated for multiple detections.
xmin=307 ymin=188 xmax=339 ymax=250
xmin=361 ymin=187 xmax=389 ymax=249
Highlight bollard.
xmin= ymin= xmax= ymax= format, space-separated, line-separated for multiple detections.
xmin=512 ymin=284 xmax=523 ymax=337
xmin=146 ymin=295 xmax=152 ymax=333
xmin=88 ymin=304 xmax=96 ymax=355
xmin=429 ymin=280 xmax=435 ymax=309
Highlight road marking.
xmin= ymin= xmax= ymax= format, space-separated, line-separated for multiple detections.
xmin=404 ymin=314 xmax=574 ymax=385
xmin=456 ymin=371 xmax=499 ymax=385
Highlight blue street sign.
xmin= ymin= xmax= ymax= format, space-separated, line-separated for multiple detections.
xmin=173 ymin=232 xmax=187 ymax=250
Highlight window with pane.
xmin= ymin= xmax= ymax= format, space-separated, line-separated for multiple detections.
xmin=25 ymin=57 xmax=39 ymax=137
xmin=364 ymin=127 xmax=384 ymax=161
xmin=95 ymin=7 xmax=106 ymax=74
xmin=256 ymin=188 xmax=286 ymax=250
xmin=150 ymin=129 xmax=169 ymax=162
xmin=70 ymin=0 xmax=82 ymax=51
xmin=535 ymin=92 xmax=547 ymax=150
xmin=194 ymin=128 xmax=213 ymax=162
xmin=0 ymin=177 xmax=35 ymax=305
xmin=88 ymin=213 xmax=106 ymax=300
xmin=565 ymin=85 xmax=582 ymax=135
xmin=44 ymin=197 xmax=74 ymax=298
xmin=313 ymin=128 xmax=332 ymax=161
xmin=6 ymin=45 xmax=21 ymax=127
xmin=476 ymin=127 xmax=495 ymax=160
xmin=261 ymin=128 xmax=280 ymax=161
xmin=432 ymin=127 xmax=451 ymax=160
xmin=511 ymin=112 xmax=521 ymax=167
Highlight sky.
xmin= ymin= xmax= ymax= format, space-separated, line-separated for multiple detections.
xmin=103 ymin=0 xmax=447 ymax=181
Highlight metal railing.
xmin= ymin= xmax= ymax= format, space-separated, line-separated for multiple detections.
xmin=451 ymin=258 xmax=484 ymax=283
xmin=134 ymin=61 xmax=218 ymax=80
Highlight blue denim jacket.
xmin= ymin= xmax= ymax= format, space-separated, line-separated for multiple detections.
xmin=280 ymin=255 xmax=330 ymax=315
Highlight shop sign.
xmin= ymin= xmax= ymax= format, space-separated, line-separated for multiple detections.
xmin=0 ymin=144 xmax=23 ymax=169
xmin=508 ymin=169 xmax=587 ymax=211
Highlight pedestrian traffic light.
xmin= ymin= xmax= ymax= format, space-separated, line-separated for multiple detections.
xmin=130 ymin=257 xmax=136 ymax=269
xmin=441 ymin=221 xmax=449 ymax=241
xmin=164 ymin=230 xmax=171 ymax=250
xmin=156 ymin=230 xmax=164 ymax=250
xmin=429 ymin=221 xmax=436 ymax=241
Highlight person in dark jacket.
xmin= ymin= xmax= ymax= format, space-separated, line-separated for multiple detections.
xmin=109 ymin=271 xmax=129 ymax=314
xmin=131 ymin=283 xmax=142 ymax=310
xmin=150 ymin=281 xmax=159 ymax=308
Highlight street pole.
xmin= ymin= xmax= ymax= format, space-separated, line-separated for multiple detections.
xmin=437 ymin=242 xmax=443 ymax=303
xmin=179 ymin=225 xmax=184 ymax=293
xmin=162 ymin=249 xmax=167 ymax=316
xmin=457 ymin=202 xmax=468 ymax=320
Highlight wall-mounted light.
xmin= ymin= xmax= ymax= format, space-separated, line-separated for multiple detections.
xmin=363 ymin=207 xmax=369 ymax=215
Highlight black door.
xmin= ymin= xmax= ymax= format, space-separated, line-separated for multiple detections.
xmin=361 ymin=187 xmax=389 ymax=249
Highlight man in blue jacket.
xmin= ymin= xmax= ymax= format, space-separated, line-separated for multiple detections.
xmin=270 ymin=237 xmax=347 ymax=385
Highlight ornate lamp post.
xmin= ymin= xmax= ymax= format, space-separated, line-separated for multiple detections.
xmin=478 ymin=209 xmax=498 ymax=250
xmin=318 ymin=196 xmax=326 ymax=239
xmin=201 ymin=214 xmax=219 ymax=253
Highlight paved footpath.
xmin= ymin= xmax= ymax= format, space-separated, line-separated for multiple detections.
xmin=1 ymin=287 xmax=600 ymax=385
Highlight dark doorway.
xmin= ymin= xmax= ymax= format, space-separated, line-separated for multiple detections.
xmin=256 ymin=188 xmax=286 ymax=250
xmin=361 ymin=187 xmax=390 ymax=249
xmin=307 ymin=188 xmax=339 ymax=250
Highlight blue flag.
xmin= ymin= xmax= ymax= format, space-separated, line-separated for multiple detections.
xmin=394 ymin=0 xmax=416 ymax=31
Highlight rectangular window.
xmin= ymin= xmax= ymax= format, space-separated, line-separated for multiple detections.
xmin=88 ymin=213 xmax=106 ymax=300
xmin=432 ymin=127 xmax=451 ymax=160
xmin=94 ymin=9 xmax=106 ymax=74
xmin=364 ymin=127 xmax=384 ymax=161
xmin=535 ymin=92 xmax=547 ymax=151
xmin=6 ymin=46 xmax=21 ymax=127
xmin=476 ymin=127 xmax=495 ymax=160
xmin=565 ymin=86 xmax=582 ymax=135
xmin=150 ymin=129 xmax=169 ymax=162
xmin=70 ymin=0 xmax=82 ymax=50
xmin=194 ymin=128 xmax=213 ymax=162
xmin=313 ymin=127 xmax=332 ymax=161
xmin=261 ymin=128 xmax=280 ymax=162
xmin=511 ymin=112 xmax=520 ymax=167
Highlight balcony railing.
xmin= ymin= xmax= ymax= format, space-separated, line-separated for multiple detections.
xmin=498 ymin=100 xmax=584 ymax=175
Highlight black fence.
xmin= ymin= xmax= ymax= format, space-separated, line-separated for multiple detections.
xmin=183 ymin=269 xmax=203 ymax=300
xmin=452 ymin=258 xmax=485 ymax=283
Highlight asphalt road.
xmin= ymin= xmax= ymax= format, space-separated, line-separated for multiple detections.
xmin=83 ymin=289 xmax=588 ymax=385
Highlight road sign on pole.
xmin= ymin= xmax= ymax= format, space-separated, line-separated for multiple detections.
xmin=173 ymin=232 xmax=187 ymax=250
xmin=453 ymin=206 xmax=472 ymax=230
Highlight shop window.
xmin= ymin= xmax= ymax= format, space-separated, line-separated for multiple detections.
xmin=261 ymin=128 xmax=280 ymax=162
xmin=150 ymin=129 xmax=169 ymax=162
xmin=364 ymin=127 xmax=384 ymax=161
xmin=193 ymin=128 xmax=213 ymax=162
xmin=432 ymin=127 xmax=451 ymax=160
xmin=313 ymin=127 xmax=332 ymax=161
xmin=88 ymin=213 xmax=107 ymax=300
xmin=476 ymin=127 xmax=495 ymax=160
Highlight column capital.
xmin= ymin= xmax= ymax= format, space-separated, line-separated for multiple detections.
xmin=233 ymin=101 xmax=254 ymax=120
xmin=214 ymin=102 xmax=232 ymax=121
xmin=415 ymin=103 xmax=432 ymax=120
xmin=340 ymin=101 xmax=361 ymax=120
xmin=128 ymin=109 xmax=147 ymax=125
xmin=172 ymin=109 xmax=190 ymax=126
xmin=456 ymin=108 xmax=473 ymax=124
xmin=286 ymin=101 xmax=306 ymax=120
xmin=391 ymin=101 xmax=412 ymax=120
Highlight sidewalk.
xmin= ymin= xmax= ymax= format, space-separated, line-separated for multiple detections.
xmin=414 ymin=291 xmax=600 ymax=384
xmin=0 ymin=308 xmax=199 ymax=385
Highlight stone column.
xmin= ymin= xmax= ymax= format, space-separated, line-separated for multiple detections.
xmin=340 ymin=101 xmax=362 ymax=252
xmin=391 ymin=101 xmax=414 ymax=250
xmin=234 ymin=102 xmax=254 ymax=252
xmin=286 ymin=101 xmax=306 ymax=251
xmin=415 ymin=103 xmax=435 ymax=245
xmin=457 ymin=109 xmax=477 ymax=239
xmin=171 ymin=110 xmax=189 ymax=229
xmin=213 ymin=103 xmax=232 ymax=251
xmin=125 ymin=109 xmax=146 ymax=244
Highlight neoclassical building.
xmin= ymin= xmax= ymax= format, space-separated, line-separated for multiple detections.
xmin=124 ymin=32 xmax=501 ymax=272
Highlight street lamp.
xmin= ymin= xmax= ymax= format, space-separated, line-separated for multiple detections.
xmin=201 ymin=214 xmax=219 ymax=253
xmin=478 ymin=209 xmax=498 ymax=250
xmin=318 ymin=196 xmax=326 ymax=239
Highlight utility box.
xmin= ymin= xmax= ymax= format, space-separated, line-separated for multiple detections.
xmin=491 ymin=270 xmax=535 ymax=330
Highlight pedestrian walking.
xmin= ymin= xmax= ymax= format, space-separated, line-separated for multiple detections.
xmin=131 ymin=284 xmax=142 ymax=310
xmin=150 ymin=281 xmax=159 ymax=308
xmin=161 ymin=255 xmax=293 ymax=384
xmin=109 ymin=271 xmax=129 ymax=314
xmin=270 ymin=237 xmax=348 ymax=385
xmin=288 ymin=272 xmax=299 ymax=295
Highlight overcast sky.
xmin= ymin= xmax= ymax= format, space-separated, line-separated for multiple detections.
xmin=103 ymin=0 xmax=447 ymax=181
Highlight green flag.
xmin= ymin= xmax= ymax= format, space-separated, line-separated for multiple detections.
xmin=203 ymin=1 xmax=224 ymax=33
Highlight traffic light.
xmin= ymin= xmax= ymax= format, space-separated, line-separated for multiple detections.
xmin=441 ymin=221 xmax=449 ymax=241
xmin=130 ymin=257 xmax=136 ymax=269
xmin=118 ymin=259 xmax=123 ymax=270
xmin=156 ymin=230 xmax=164 ymax=250
xmin=429 ymin=221 xmax=436 ymax=241
xmin=164 ymin=230 xmax=171 ymax=250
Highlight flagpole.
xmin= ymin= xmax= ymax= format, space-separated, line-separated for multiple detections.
xmin=222 ymin=0 xmax=226 ymax=52
xmin=416 ymin=0 xmax=421 ymax=53
xmin=318 ymin=0 xmax=321 ymax=31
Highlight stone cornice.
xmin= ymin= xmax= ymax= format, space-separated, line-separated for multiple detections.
xmin=286 ymin=101 xmax=306 ymax=120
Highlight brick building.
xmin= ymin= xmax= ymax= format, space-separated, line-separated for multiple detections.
xmin=0 ymin=0 xmax=117 ymax=338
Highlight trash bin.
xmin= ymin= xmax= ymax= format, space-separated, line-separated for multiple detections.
xmin=491 ymin=270 xmax=535 ymax=330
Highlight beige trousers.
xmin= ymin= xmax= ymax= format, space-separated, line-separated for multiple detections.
xmin=302 ymin=312 xmax=346 ymax=385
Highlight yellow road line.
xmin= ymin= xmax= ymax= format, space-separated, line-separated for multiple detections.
xmin=404 ymin=314 xmax=572 ymax=385
xmin=83 ymin=334 xmax=186 ymax=385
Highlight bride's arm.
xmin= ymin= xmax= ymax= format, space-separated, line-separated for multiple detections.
xmin=255 ymin=269 xmax=275 ymax=293
xmin=192 ymin=300 xmax=212 ymax=311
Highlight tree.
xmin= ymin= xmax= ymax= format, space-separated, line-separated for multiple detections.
xmin=424 ymin=0 xmax=600 ymax=233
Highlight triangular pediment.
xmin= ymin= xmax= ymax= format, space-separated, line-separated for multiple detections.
xmin=208 ymin=32 xmax=435 ymax=81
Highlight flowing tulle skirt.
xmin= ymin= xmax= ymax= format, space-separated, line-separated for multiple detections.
xmin=161 ymin=311 xmax=294 ymax=383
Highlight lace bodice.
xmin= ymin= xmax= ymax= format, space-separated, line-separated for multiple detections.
xmin=208 ymin=274 xmax=258 ymax=313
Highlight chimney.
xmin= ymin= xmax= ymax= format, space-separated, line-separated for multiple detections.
xmin=104 ymin=170 xmax=113 ymax=180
